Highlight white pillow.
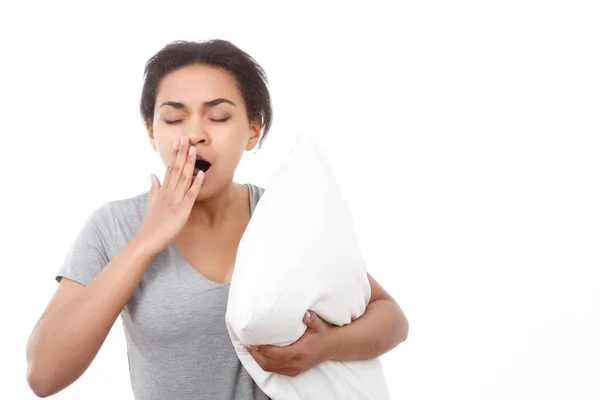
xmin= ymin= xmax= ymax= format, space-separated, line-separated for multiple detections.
xmin=226 ymin=134 xmax=390 ymax=400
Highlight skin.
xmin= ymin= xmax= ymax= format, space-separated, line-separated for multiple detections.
xmin=148 ymin=65 xmax=263 ymax=284
xmin=245 ymin=274 xmax=409 ymax=377
xmin=25 ymin=64 xmax=408 ymax=397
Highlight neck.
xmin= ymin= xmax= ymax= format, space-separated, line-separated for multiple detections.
xmin=189 ymin=181 xmax=241 ymax=227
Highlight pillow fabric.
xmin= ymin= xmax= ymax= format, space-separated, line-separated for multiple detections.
xmin=225 ymin=134 xmax=390 ymax=400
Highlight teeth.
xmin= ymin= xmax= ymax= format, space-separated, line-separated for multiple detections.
xmin=195 ymin=159 xmax=211 ymax=172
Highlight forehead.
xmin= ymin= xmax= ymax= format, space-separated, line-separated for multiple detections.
xmin=155 ymin=64 xmax=243 ymax=108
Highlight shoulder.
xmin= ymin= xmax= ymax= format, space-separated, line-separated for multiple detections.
xmin=106 ymin=191 xmax=150 ymax=216
xmin=247 ymin=183 xmax=265 ymax=196
xmin=83 ymin=191 xmax=149 ymax=240
xmin=246 ymin=183 xmax=266 ymax=204
xmin=245 ymin=183 xmax=265 ymax=216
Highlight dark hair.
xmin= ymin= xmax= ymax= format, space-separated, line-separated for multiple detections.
xmin=140 ymin=39 xmax=273 ymax=147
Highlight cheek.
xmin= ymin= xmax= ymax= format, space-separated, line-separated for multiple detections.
xmin=158 ymin=143 xmax=173 ymax=166
xmin=153 ymin=127 xmax=179 ymax=165
xmin=212 ymin=124 xmax=248 ymax=150
xmin=219 ymin=135 xmax=248 ymax=167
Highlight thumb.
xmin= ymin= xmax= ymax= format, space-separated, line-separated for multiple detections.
xmin=149 ymin=174 xmax=160 ymax=196
xmin=303 ymin=311 xmax=321 ymax=331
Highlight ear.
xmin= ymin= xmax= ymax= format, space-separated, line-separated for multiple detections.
xmin=147 ymin=123 xmax=158 ymax=152
xmin=245 ymin=117 xmax=262 ymax=151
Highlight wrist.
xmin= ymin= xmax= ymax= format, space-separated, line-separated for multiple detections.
xmin=324 ymin=326 xmax=344 ymax=362
xmin=130 ymin=231 xmax=163 ymax=260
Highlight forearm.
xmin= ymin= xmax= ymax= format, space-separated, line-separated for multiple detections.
xmin=26 ymin=235 xmax=155 ymax=395
xmin=328 ymin=299 xmax=408 ymax=362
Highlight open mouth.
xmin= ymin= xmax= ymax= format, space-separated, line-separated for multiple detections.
xmin=194 ymin=157 xmax=212 ymax=174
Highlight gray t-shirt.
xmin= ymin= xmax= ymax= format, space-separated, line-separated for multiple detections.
xmin=57 ymin=184 xmax=270 ymax=400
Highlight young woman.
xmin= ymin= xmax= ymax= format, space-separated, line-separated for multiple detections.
xmin=26 ymin=39 xmax=409 ymax=399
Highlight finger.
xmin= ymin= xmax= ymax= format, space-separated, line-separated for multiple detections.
xmin=245 ymin=346 xmax=266 ymax=365
xmin=166 ymin=137 xmax=189 ymax=190
xmin=183 ymin=170 xmax=205 ymax=204
xmin=259 ymin=345 xmax=296 ymax=362
xmin=145 ymin=174 xmax=161 ymax=215
xmin=304 ymin=311 xmax=326 ymax=330
xmin=257 ymin=345 xmax=280 ymax=359
xmin=303 ymin=311 xmax=318 ymax=329
xmin=174 ymin=145 xmax=196 ymax=202
xmin=281 ymin=371 xmax=299 ymax=377
xmin=245 ymin=345 xmax=273 ymax=361
xmin=162 ymin=139 xmax=180 ymax=188
xmin=169 ymin=136 xmax=189 ymax=190
xmin=149 ymin=174 xmax=161 ymax=199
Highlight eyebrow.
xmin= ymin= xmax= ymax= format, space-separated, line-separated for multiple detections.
xmin=159 ymin=98 xmax=237 ymax=109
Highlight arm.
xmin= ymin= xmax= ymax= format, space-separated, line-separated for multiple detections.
xmin=327 ymin=273 xmax=409 ymax=361
xmin=26 ymin=136 xmax=204 ymax=397
xmin=26 ymin=236 xmax=155 ymax=398
xmin=246 ymin=273 xmax=408 ymax=376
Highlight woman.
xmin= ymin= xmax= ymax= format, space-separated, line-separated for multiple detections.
xmin=26 ymin=39 xmax=409 ymax=399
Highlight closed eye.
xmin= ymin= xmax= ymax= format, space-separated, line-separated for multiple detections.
xmin=164 ymin=118 xmax=229 ymax=124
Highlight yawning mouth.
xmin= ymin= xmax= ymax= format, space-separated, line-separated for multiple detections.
xmin=194 ymin=157 xmax=212 ymax=173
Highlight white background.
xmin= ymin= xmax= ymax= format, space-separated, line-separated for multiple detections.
xmin=1 ymin=1 xmax=599 ymax=399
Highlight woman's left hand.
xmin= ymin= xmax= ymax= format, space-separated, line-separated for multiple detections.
xmin=245 ymin=311 xmax=336 ymax=377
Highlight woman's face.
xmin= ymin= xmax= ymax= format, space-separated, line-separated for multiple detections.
xmin=148 ymin=64 xmax=261 ymax=199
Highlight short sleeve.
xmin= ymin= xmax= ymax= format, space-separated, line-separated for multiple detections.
xmin=56 ymin=203 xmax=115 ymax=286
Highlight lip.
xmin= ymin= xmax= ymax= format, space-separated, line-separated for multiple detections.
xmin=195 ymin=153 xmax=211 ymax=163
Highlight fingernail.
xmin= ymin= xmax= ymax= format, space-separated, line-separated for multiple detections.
xmin=180 ymin=136 xmax=187 ymax=146
xmin=188 ymin=146 xmax=195 ymax=155
xmin=174 ymin=140 xmax=179 ymax=149
xmin=245 ymin=345 xmax=258 ymax=351
xmin=305 ymin=311 xmax=311 ymax=320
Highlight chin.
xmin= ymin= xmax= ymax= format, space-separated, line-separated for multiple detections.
xmin=193 ymin=185 xmax=210 ymax=201
xmin=193 ymin=176 xmax=234 ymax=202
xmin=192 ymin=178 xmax=220 ymax=202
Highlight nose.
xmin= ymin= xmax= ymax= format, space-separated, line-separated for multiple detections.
xmin=186 ymin=125 xmax=209 ymax=146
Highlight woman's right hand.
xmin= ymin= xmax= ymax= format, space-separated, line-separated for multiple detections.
xmin=138 ymin=137 xmax=204 ymax=255
xmin=26 ymin=140 xmax=202 ymax=396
